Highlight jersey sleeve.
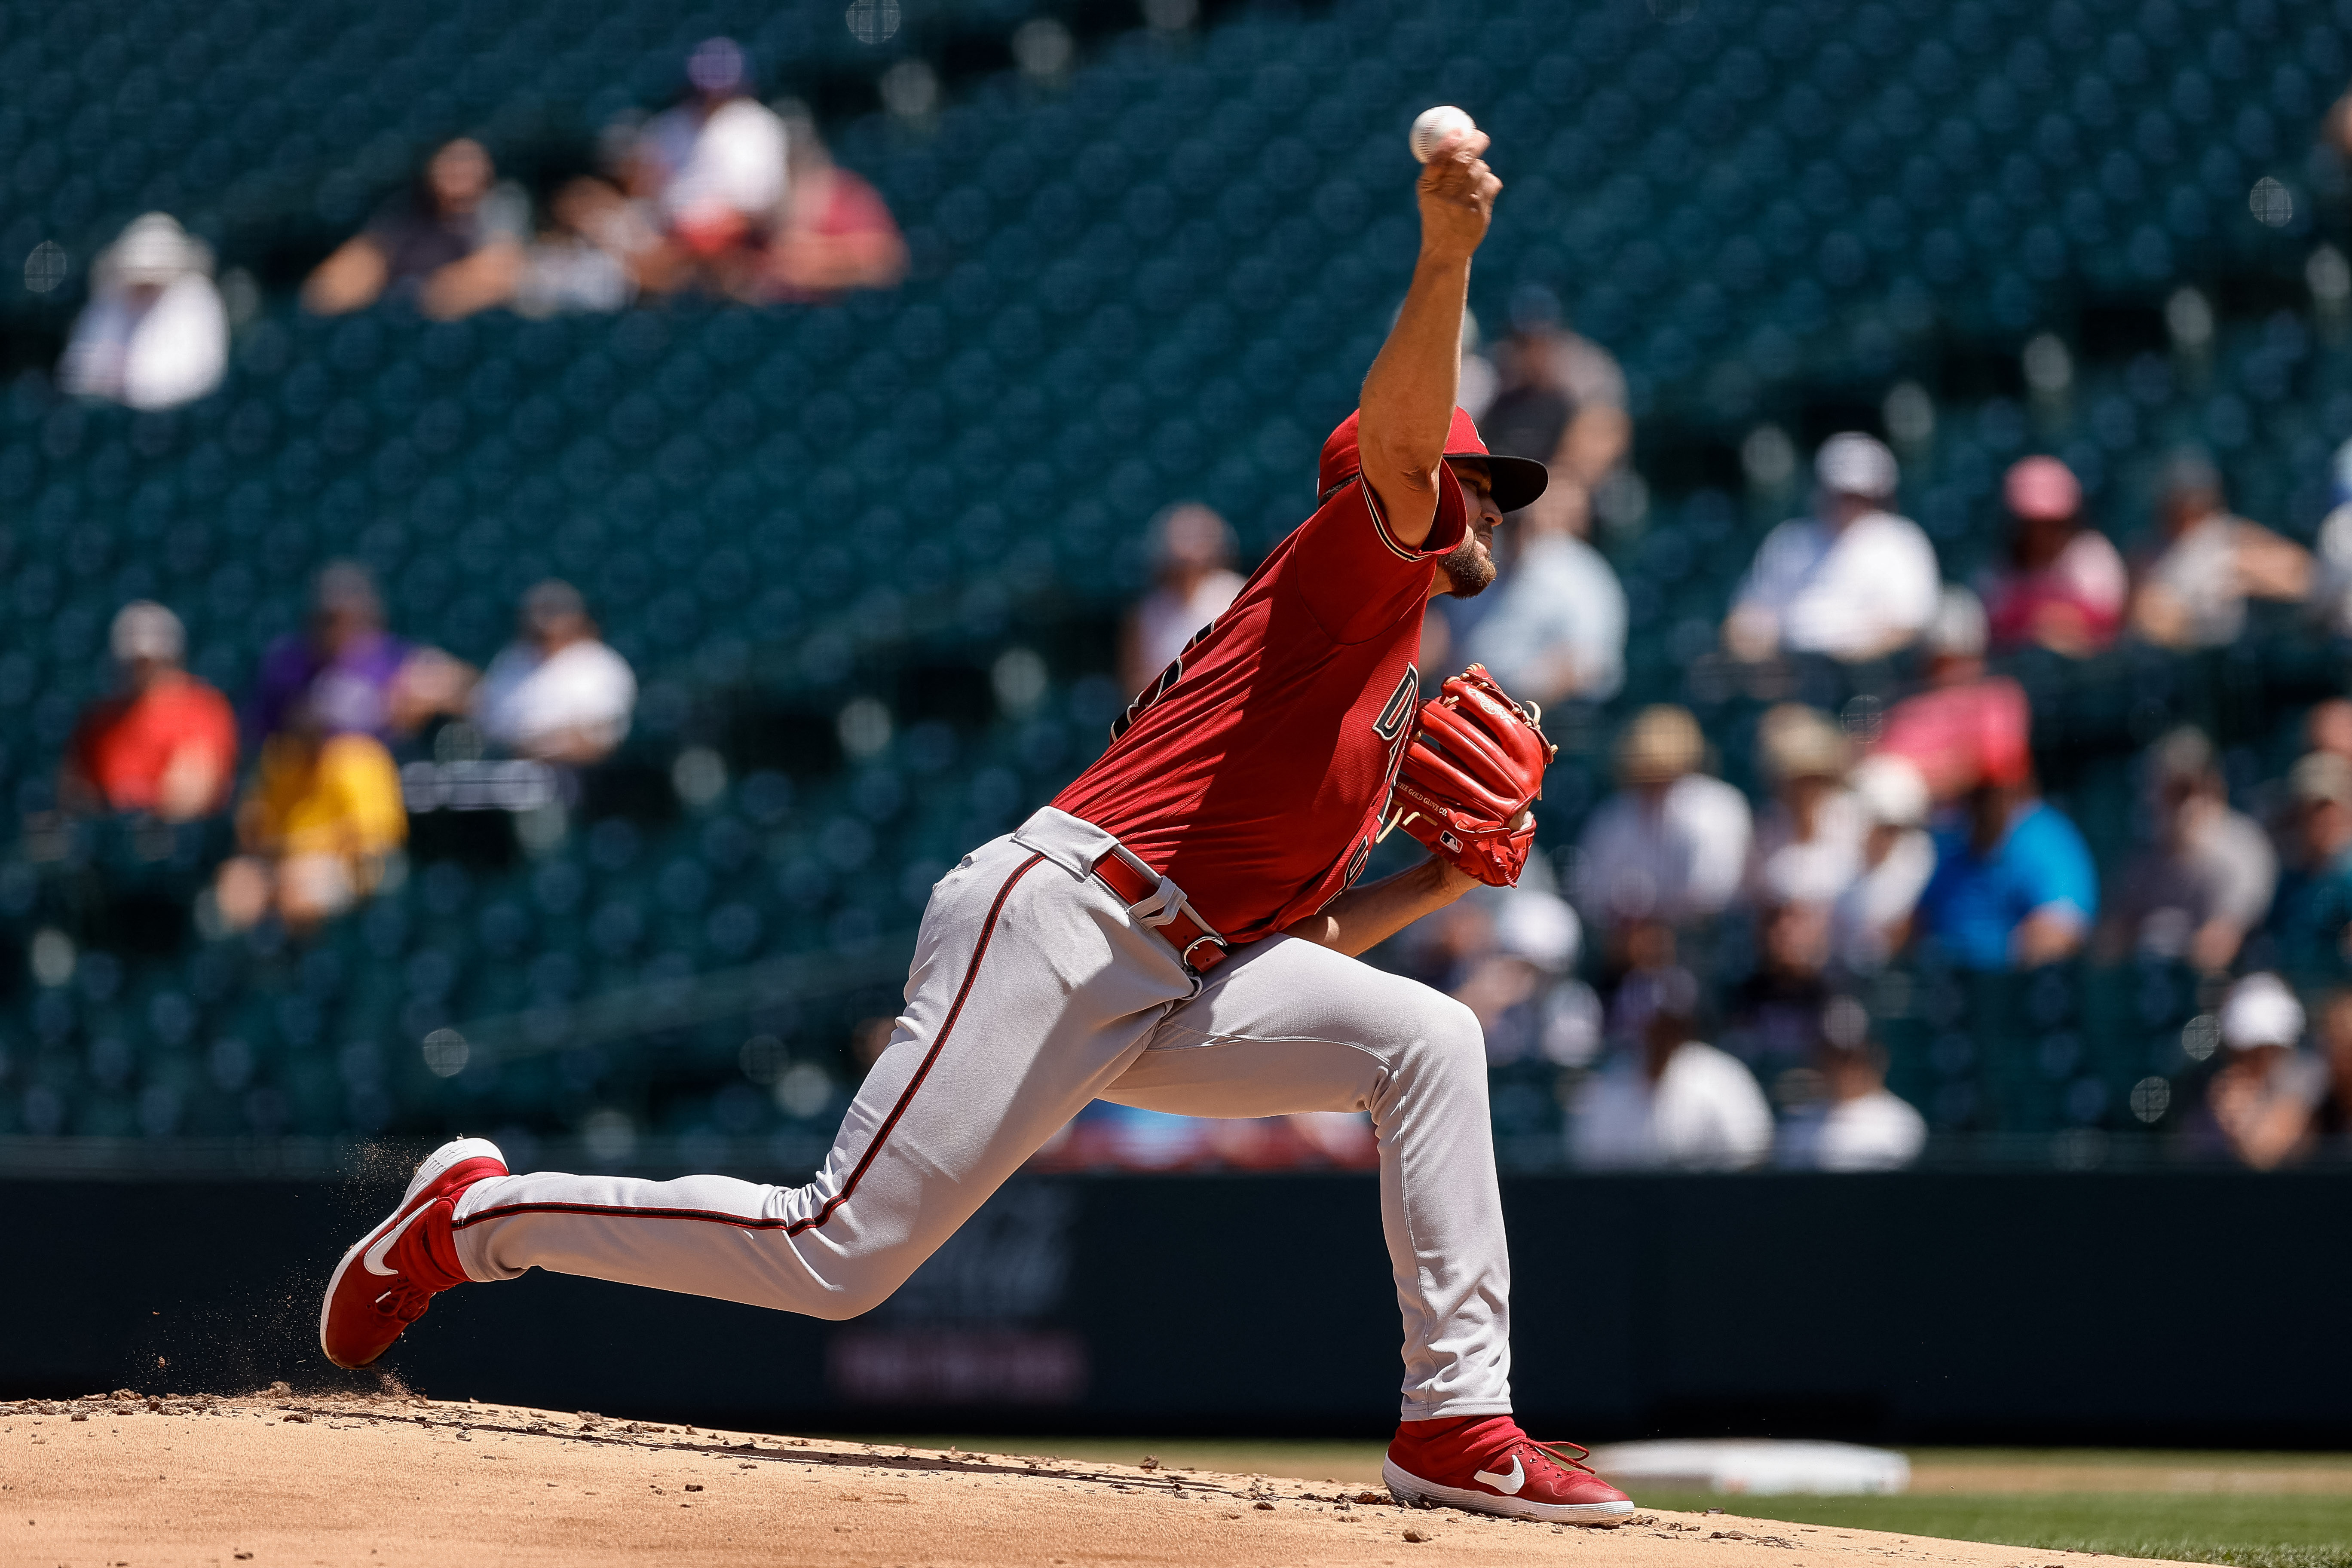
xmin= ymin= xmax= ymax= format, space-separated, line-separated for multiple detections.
xmin=1285 ymin=474 xmax=1469 ymax=645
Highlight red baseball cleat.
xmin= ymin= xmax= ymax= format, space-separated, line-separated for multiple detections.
xmin=318 ymin=1137 xmax=506 ymax=1369
xmin=1384 ymin=1415 xmax=1634 ymax=1525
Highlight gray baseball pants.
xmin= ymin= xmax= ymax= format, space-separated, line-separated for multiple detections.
xmin=451 ymin=806 xmax=1513 ymax=1418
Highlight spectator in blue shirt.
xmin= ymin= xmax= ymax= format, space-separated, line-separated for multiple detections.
xmin=1914 ymin=779 xmax=2098 ymax=969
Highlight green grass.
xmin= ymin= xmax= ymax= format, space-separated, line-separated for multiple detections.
xmin=1632 ymin=1490 xmax=2352 ymax=1568
xmin=845 ymin=1439 xmax=2352 ymax=1567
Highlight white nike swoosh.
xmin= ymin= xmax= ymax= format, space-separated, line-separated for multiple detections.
xmin=1473 ymin=1455 xmax=1525 ymax=1495
xmin=362 ymin=1204 xmax=429 ymax=1277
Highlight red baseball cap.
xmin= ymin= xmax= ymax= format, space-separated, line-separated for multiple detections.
xmin=1317 ymin=407 xmax=1549 ymax=514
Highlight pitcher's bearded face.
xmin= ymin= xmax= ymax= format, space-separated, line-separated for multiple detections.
xmin=1439 ymin=460 xmax=1501 ymax=597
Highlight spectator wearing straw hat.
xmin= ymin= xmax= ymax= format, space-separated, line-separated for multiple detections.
xmin=1746 ymin=704 xmax=1864 ymax=910
xmin=59 ymin=602 xmax=237 ymax=822
xmin=1722 ymin=432 xmax=1941 ymax=664
xmin=1981 ymin=456 xmax=2128 ymax=657
xmin=58 ymin=213 xmax=227 ymax=411
xmin=2267 ymin=750 xmax=2352 ymax=970
xmin=2194 ymin=973 xmax=2328 ymax=1168
xmin=1573 ymin=705 xmax=1753 ymax=949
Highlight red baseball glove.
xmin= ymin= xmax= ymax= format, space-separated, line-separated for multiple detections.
xmin=1386 ymin=665 xmax=1557 ymax=888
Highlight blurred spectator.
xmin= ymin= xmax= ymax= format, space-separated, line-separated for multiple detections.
xmin=1574 ymin=706 xmax=1753 ymax=949
xmin=1747 ymin=704 xmax=1862 ymax=907
xmin=1121 ymin=505 xmax=1244 ymax=695
xmin=1477 ymin=285 xmax=1631 ymax=533
xmin=2304 ymin=438 xmax=2352 ymax=634
xmin=473 ymin=581 xmax=637 ymax=765
xmin=1723 ymin=433 xmax=1940 ymax=663
xmin=625 ymin=39 xmax=789 ymax=297
xmin=303 ymin=138 xmax=528 ymax=319
xmin=2200 ymin=973 xmax=2327 ymax=1169
xmin=513 ymin=178 xmax=647 ymax=317
xmin=2306 ymin=698 xmax=2352 ymax=765
xmin=1776 ymin=998 xmax=1927 ymax=1171
xmin=2267 ymin=751 xmax=2352 ymax=970
xmin=1730 ymin=706 xmax=1860 ymax=1075
xmin=1872 ymin=588 xmax=2033 ymax=805
xmin=766 ymin=102 xmax=907 ymax=299
xmin=1914 ymin=776 xmax=2097 ymax=970
xmin=1449 ymin=887 xmax=1601 ymax=1069
xmin=213 ymin=708 xmax=406 ymax=937
xmin=1723 ymin=898 xmax=1831 ymax=1079
xmin=1981 ymin=456 xmax=2127 ymax=657
xmin=2309 ymin=989 xmax=2352 ymax=1151
xmin=253 ymin=564 xmax=473 ymax=746
xmin=58 ymin=602 xmax=236 ymax=822
xmin=1571 ymin=969 xmax=1773 ymax=1170
xmin=2128 ymin=452 xmax=2311 ymax=649
xmin=1829 ymin=755 xmax=1936 ymax=973
xmin=57 ymin=214 xmax=227 ymax=411
xmin=2100 ymin=729 xmax=2274 ymax=974
xmin=1439 ymin=458 xmax=1628 ymax=706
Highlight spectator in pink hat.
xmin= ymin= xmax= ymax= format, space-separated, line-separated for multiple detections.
xmin=1980 ymin=456 xmax=2128 ymax=657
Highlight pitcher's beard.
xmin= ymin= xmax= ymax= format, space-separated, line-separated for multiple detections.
xmin=1439 ymin=537 xmax=1497 ymax=597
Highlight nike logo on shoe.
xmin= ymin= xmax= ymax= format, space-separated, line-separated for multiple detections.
xmin=362 ymin=1203 xmax=431 ymax=1276
xmin=1473 ymin=1455 xmax=1526 ymax=1495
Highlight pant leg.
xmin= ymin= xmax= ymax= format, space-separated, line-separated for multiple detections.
xmin=452 ymin=830 xmax=1191 ymax=1320
xmin=1100 ymin=932 xmax=1510 ymax=1420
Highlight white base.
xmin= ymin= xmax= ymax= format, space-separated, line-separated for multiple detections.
xmin=318 ymin=1138 xmax=505 ymax=1368
xmin=1383 ymin=1456 xmax=1635 ymax=1526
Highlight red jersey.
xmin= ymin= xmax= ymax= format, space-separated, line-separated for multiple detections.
xmin=1054 ymin=473 xmax=1469 ymax=943
xmin=67 ymin=673 xmax=238 ymax=815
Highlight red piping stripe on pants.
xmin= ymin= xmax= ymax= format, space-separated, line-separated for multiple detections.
xmin=451 ymin=852 xmax=1049 ymax=1239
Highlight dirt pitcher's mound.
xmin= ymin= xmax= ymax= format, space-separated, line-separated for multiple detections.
xmin=4 ymin=1389 xmax=2191 ymax=1568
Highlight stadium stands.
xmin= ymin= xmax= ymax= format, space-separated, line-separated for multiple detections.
xmin=4 ymin=0 xmax=2352 ymax=1166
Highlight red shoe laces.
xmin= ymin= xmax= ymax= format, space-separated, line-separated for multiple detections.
xmin=1518 ymin=1438 xmax=1598 ymax=1478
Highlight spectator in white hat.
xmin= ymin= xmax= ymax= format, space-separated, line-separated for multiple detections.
xmin=2199 ymin=973 xmax=2328 ymax=1169
xmin=58 ymin=213 xmax=227 ymax=410
xmin=1722 ymin=432 xmax=1942 ymax=663
xmin=1829 ymin=753 xmax=1937 ymax=972
xmin=1449 ymin=886 xmax=1602 ymax=1069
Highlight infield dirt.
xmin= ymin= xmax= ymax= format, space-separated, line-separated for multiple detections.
xmin=3 ymin=1388 xmax=2202 ymax=1568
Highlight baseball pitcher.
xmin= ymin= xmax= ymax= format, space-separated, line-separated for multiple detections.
xmin=322 ymin=126 xmax=1633 ymax=1525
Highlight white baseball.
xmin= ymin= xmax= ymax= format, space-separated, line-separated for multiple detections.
xmin=1410 ymin=105 xmax=1476 ymax=164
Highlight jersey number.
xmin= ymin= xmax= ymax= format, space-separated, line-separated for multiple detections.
xmin=1373 ymin=666 xmax=1419 ymax=743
